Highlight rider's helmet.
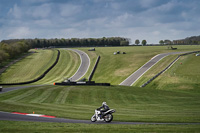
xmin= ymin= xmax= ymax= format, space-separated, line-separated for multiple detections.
xmin=102 ymin=102 xmax=107 ymax=106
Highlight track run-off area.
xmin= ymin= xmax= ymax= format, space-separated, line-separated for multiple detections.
xmin=1 ymin=48 xmax=200 ymax=125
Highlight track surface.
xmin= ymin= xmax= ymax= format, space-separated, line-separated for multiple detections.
xmin=120 ymin=51 xmax=189 ymax=86
xmin=0 ymin=85 xmax=43 ymax=94
xmin=66 ymin=49 xmax=90 ymax=81
xmin=1 ymin=111 xmax=199 ymax=125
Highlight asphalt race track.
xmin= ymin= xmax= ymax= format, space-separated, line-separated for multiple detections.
xmin=1 ymin=111 xmax=199 ymax=125
xmin=0 ymin=85 xmax=43 ymax=94
xmin=66 ymin=49 xmax=90 ymax=81
xmin=120 ymin=51 xmax=189 ymax=86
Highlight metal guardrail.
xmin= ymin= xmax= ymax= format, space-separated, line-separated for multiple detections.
xmin=88 ymin=56 xmax=100 ymax=81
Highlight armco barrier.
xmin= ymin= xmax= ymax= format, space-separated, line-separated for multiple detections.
xmin=140 ymin=51 xmax=200 ymax=87
xmin=88 ymin=56 xmax=100 ymax=81
xmin=0 ymin=50 xmax=60 ymax=85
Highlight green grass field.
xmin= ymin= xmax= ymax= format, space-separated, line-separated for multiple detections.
xmin=1 ymin=121 xmax=200 ymax=133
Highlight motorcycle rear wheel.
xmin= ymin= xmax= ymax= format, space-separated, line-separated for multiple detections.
xmin=104 ymin=114 xmax=113 ymax=123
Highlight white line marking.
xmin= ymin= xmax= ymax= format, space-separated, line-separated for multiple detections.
xmin=130 ymin=55 xmax=168 ymax=86
xmin=119 ymin=54 xmax=162 ymax=85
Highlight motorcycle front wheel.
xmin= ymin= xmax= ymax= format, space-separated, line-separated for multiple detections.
xmin=104 ymin=114 xmax=113 ymax=123
xmin=91 ymin=115 xmax=96 ymax=122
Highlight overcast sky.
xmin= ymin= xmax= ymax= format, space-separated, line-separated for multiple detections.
xmin=0 ymin=0 xmax=200 ymax=44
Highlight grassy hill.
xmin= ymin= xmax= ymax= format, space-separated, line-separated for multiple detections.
xmin=0 ymin=49 xmax=80 ymax=85
xmin=79 ymin=45 xmax=200 ymax=85
xmin=1 ymin=45 xmax=200 ymax=85
xmin=0 ymin=49 xmax=57 ymax=83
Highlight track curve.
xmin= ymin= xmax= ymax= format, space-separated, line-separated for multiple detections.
xmin=65 ymin=49 xmax=90 ymax=81
xmin=0 ymin=111 xmax=199 ymax=125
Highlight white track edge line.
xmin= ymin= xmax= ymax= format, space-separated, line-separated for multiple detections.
xmin=119 ymin=54 xmax=161 ymax=85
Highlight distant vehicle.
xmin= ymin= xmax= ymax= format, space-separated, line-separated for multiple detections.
xmin=88 ymin=48 xmax=95 ymax=51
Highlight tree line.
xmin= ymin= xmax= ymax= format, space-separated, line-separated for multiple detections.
xmin=159 ymin=35 xmax=200 ymax=45
xmin=1 ymin=37 xmax=130 ymax=48
xmin=0 ymin=37 xmax=129 ymax=65
xmin=0 ymin=41 xmax=30 ymax=65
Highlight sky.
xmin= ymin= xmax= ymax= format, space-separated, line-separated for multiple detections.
xmin=0 ymin=0 xmax=200 ymax=44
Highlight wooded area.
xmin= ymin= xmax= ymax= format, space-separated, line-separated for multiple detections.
xmin=1 ymin=37 xmax=130 ymax=48
xmin=0 ymin=41 xmax=30 ymax=65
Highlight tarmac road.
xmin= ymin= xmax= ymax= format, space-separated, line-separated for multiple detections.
xmin=0 ymin=85 xmax=43 ymax=94
xmin=119 ymin=51 xmax=189 ymax=86
xmin=1 ymin=111 xmax=199 ymax=125
xmin=66 ymin=49 xmax=90 ymax=81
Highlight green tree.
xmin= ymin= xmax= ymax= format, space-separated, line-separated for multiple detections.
xmin=0 ymin=50 xmax=9 ymax=64
xmin=142 ymin=40 xmax=147 ymax=46
xmin=159 ymin=40 xmax=164 ymax=45
xmin=164 ymin=40 xmax=171 ymax=45
xmin=120 ymin=40 xmax=129 ymax=46
xmin=135 ymin=39 xmax=140 ymax=45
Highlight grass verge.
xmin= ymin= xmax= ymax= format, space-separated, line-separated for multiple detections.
xmin=148 ymin=54 xmax=200 ymax=90
xmin=0 ymin=121 xmax=200 ymax=133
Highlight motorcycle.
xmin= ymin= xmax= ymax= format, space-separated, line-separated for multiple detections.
xmin=91 ymin=109 xmax=115 ymax=123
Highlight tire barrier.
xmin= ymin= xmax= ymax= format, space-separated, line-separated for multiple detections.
xmin=88 ymin=56 xmax=100 ymax=81
xmin=55 ymin=81 xmax=110 ymax=86
xmin=140 ymin=51 xmax=200 ymax=87
xmin=0 ymin=50 xmax=60 ymax=85
xmin=0 ymin=86 xmax=2 ymax=91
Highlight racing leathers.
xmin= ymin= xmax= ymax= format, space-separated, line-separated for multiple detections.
xmin=97 ymin=104 xmax=110 ymax=118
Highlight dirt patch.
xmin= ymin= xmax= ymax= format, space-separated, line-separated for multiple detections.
xmin=114 ymin=68 xmax=133 ymax=76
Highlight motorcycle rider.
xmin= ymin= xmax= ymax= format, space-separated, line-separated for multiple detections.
xmin=97 ymin=102 xmax=110 ymax=118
